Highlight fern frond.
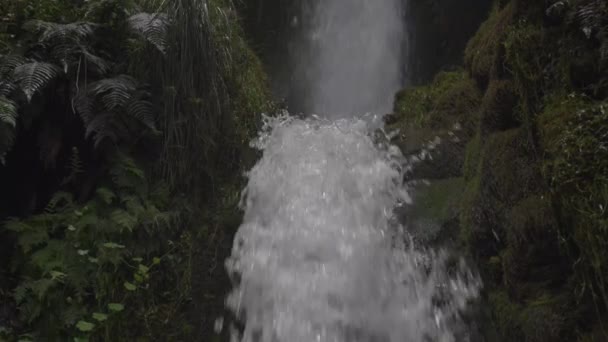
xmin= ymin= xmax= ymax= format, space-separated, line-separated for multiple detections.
xmin=13 ymin=62 xmax=62 ymax=101
xmin=85 ymin=112 xmax=118 ymax=147
xmin=0 ymin=54 xmax=26 ymax=78
xmin=80 ymin=47 xmax=110 ymax=74
xmin=44 ymin=191 xmax=74 ymax=213
xmin=23 ymin=20 xmax=96 ymax=44
xmin=128 ymin=13 xmax=168 ymax=53
xmin=6 ymin=219 xmax=50 ymax=254
xmin=96 ymin=187 xmax=116 ymax=204
xmin=90 ymin=75 xmax=137 ymax=109
xmin=0 ymin=96 xmax=17 ymax=127
xmin=73 ymin=91 xmax=96 ymax=125
xmin=126 ymin=99 xmax=156 ymax=130
xmin=0 ymin=79 xmax=17 ymax=97
xmin=110 ymin=209 xmax=138 ymax=231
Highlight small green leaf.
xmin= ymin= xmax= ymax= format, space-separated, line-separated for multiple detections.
xmin=132 ymin=257 xmax=143 ymax=263
xmin=107 ymin=303 xmax=124 ymax=312
xmin=68 ymin=225 xmax=77 ymax=231
xmin=152 ymin=257 xmax=161 ymax=265
xmin=123 ymin=282 xmax=136 ymax=291
xmin=103 ymin=242 xmax=125 ymax=249
xmin=77 ymin=249 xmax=89 ymax=256
xmin=138 ymin=264 xmax=149 ymax=274
xmin=50 ymin=271 xmax=66 ymax=280
xmin=92 ymin=313 xmax=108 ymax=322
xmin=134 ymin=273 xmax=144 ymax=283
xmin=76 ymin=320 xmax=95 ymax=332
xmin=88 ymin=257 xmax=98 ymax=264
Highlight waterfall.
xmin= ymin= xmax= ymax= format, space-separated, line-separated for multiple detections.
xmin=224 ymin=1 xmax=480 ymax=341
xmin=303 ymin=0 xmax=405 ymax=117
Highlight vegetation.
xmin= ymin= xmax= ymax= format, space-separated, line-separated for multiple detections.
xmin=390 ymin=0 xmax=608 ymax=340
xmin=0 ymin=0 xmax=273 ymax=340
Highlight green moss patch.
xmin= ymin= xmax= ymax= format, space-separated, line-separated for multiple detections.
xmin=479 ymin=79 xmax=519 ymax=134
xmin=392 ymin=70 xmax=481 ymax=132
xmin=464 ymin=2 xmax=515 ymax=85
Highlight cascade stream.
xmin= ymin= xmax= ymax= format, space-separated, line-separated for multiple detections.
xmin=224 ymin=1 xmax=480 ymax=341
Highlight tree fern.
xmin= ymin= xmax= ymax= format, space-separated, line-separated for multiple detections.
xmin=128 ymin=13 xmax=169 ymax=53
xmin=13 ymin=62 xmax=61 ymax=101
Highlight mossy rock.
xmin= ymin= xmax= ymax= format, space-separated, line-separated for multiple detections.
xmin=389 ymin=71 xmax=481 ymax=180
xmin=503 ymin=22 xmax=545 ymax=114
xmin=489 ymin=290 xmax=575 ymax=342
xmin=464 ymin=2 xmax=515 ymax=86
xmin=463 ymin=133 xmax=482 ymax=181
xmin=460 ymin=128 xmax=542 ymax=258
xmin=479 ymin=79 xmax=520 ymax=134
xmin=392 ymin=70 xmax=481 ymax=132
xmin=480 ymin=128 xmax=542 ymax=206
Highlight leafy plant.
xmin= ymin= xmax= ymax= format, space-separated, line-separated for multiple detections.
xmin=5 ymin=154 xmax=187 ymax=340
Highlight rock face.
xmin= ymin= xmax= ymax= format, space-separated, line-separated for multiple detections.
xmin=391 ymin=0 xmax=608 ymax=340
xmin=407 ymin=0 xmax=494 ymax=84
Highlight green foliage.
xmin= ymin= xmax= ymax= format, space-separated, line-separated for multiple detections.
xmin=464 ymin=2 xmax=514 ymax=85
xmin=540 ymin=96 xmax=608 ymax=312
xmin=503 ymin=22 xmax=545 ymax=114
xmin=3 ymin=154 xmax=192 ymax=340
xmin=154 ymin=0 xmax=273 ymax=196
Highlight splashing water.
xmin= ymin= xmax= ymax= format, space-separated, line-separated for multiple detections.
xmin=224 ymin=115 xmax=480 ymax=342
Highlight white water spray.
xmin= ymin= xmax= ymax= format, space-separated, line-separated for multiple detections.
xmin=224 ymin=0 xmax=479 ymax=340
xmin=224 ymin=115 xmax=479 ymax=342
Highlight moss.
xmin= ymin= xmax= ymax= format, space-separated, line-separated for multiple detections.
xmin=393 ymin=70 xmax=481 ymax=131
xmin=463 ymin=133 xmax=482 ymax=181
xmin=488 ymin=290 xmax=524 ymax=340
xmin=481 ymin=128 xmax=541 ymax=206
xmin=489 ymin=290 xmax=575 ymax=342
xmin=411 ymin=178 xmax=465 ymax=223
xmin=503 ymin=22 xmax=545 ymax=114
xmin=479 ymin=79 xmax=519 ymax=134
xmin=464 ymin=2 xmax=515 ymax=85
xmin=501 ymin=195 xmax=566 ymax=300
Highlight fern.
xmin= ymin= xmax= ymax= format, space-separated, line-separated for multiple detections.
xmin=128 ymin=13 xmax=168 ymax=53
xmin=61 ymin=147 xmax=84 ymax=186
xmin=74 ymin=76 xmax=158 ymax=146
xmin=96 ymin=187 xmax=116 ymax=204
xmin=110 ymin=209 xmax=138 ymax=231
xmin=44 ymin=192 xmax=74 ymax=214
xmin=574 ymin=0 xmax=608 ymax=63
xmin=23 ymin=21 xmax=96 ymax=44
xmin=13 ymin=62 xmax=62 ymax=101
xmin=0 ymin=96 xmax=17 ymax=127
xmin=0 ymin=54 xmax=26 ymax=78
xmin=126 ymin=99 xmax=156 ymax=131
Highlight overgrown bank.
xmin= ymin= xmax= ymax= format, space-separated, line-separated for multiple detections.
xmin=388 ymin=0 xmax=608 ymax=340
xmin=0 ymin=0 xmax=273 ymax=340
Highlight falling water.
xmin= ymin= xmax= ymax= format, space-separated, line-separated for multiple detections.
xmin=224 ymin=0 xmax=480 ymax=341
xmin=303 ymin=0 xmax=405 ymax=116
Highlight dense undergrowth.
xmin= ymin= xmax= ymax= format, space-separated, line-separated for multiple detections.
xmin=0 ymin=0 xmax=273 ymax=340
xmin=388 ymin=0 xmax=608 ymax=340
